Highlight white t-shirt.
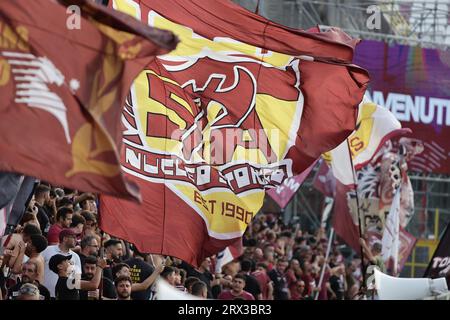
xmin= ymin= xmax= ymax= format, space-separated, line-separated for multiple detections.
xmin=41 ymin=245 xmax=82 ymax=297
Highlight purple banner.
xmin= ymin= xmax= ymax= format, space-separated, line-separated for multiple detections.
xmin=354 ymin=40 xmax=450 ymax=173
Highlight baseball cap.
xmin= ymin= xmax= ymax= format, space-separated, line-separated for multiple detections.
xmin=49 ymin=254 xmax=72 ymax=274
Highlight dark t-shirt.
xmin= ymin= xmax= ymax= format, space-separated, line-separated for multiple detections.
xmin=211 ymin=284 xmax=222 ymax=299
xmin=268 ymin=269 xmax=289 ymax=300
xmin=243 ymin=274 xmax=261 ymax=300
xmin=79 ymin=287 xmax=94 ymax=300
xmin=79 ymin=276 xmax=116 ymax=300
xmin=55 ymin=276 xmax=79 ymax=300
xmin=79 ymin=253 xmax=87 ymax=269
xmin=180 ymin=261 xmax=214 ymax=299
xmin=43 ymin=204 xmax=54 ymax=219
xmin=36 ymin=204 xmax=50 ymax=235
xmin=125 ymin=258 xmax=154 ymax=300
xmin=102 ymin=277 xmax=117 ymax=299
xmin=329 ymin=275 xmax=345 ymax=300
xmin=7 ymin=281 xmax=51 ymax=300
xmin=102 ymin=259 xmax=124 ymax=281
xmin=103 ymin=266 xmax=114 ymax=282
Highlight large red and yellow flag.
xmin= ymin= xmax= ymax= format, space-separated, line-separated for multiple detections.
xmin=0 ymin=0 xmax=177 ymax=200
xmin=100 ymin=0 xmax=369 ymax=266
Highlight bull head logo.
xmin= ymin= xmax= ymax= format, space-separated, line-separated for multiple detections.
xmin=177 ymin=60 xmax=277 ymax=165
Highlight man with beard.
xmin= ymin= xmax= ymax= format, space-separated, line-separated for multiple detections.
xmin=7 ymin=261 xmax=50 ymax=300
xmin=112 ymin=262 xmax=164 ymax=297
xmin=103 ymin=239 xmax=124 ymax=281
xmin=42 ymin=229 xmax=82 ymax=298
xmin=47 ymin=207 xmax=73 ymax=245
xmin=218 ymin=274 xmax=255 ymax=300
xmin=34 ymin=184 xmax=51 ymax=235
xmin=80 ymin=256 xmax=116 ymax=300
xmin=115 ymin=276 xmax=132 ymax=300
xmin=268 ymin=259 xmax=290 ymax=300
xmin=105 ymin=239 xmax=124 ymax=262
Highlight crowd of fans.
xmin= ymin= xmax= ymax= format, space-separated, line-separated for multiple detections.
xmin=0 ymin=183 xmax=380 ymax=300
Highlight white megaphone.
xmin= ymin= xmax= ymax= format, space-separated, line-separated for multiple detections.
xmin=374 ymin=268 xmax=449 ymax=300
xmin=154 ymin=278 xmax=202 ymax=300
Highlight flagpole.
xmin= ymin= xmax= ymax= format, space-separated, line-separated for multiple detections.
xmin=393 ymin=187 xmax=400 ymax=276
xmin=346 ymin=140 xmax=367 ymax=290
xmin=97 ymin=195 xmax=105 ymax=301
xmin=255 ymin=0 xmax=261 ymax=14
xmin=391 ymin=143 xmax=407 ymax=276
xmin=315 ymin=227 xmax=334 ymax=300
xmin=381 ymin=185 xmax=401 ymax=276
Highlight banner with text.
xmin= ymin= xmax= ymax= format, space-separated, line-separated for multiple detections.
xmin=355 ymin=40 xmax=450 ymax=173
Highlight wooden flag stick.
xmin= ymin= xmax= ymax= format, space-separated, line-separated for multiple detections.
xmin=346 ymin=139 xmax=367 ymax=290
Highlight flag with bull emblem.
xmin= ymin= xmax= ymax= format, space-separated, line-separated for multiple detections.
xmin=323 ymin=96 xmax=412 ymax=252
xmin=0 ymin=0 xmax=177 ymax=200
xmin=100 ymin=0 xmax=369 ymax=266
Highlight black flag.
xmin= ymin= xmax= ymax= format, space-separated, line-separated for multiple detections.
xmin=424 ymin=223 xmax=450 ymax=285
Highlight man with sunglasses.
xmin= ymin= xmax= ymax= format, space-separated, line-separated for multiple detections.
xmin=79 ymin=236 xmax=100 ymax=269
xmin=7 ymin=261 xmax=50 ymax=300
xmin=292 ymin=280 xmax=311 ymax=300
